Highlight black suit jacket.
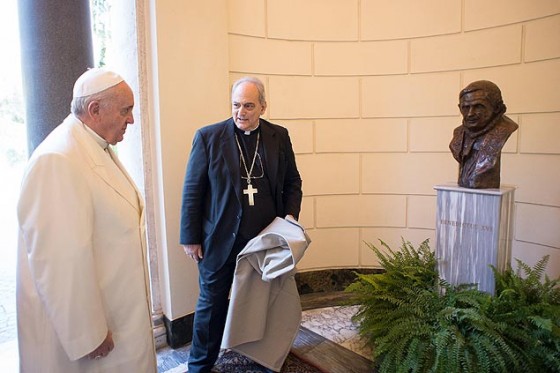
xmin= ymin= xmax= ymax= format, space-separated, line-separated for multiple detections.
xmin=180 ymin=118 xmax=302 ymax=271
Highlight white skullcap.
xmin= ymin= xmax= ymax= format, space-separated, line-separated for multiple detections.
xmin=72 ymin=68 xmax=124 ymax=98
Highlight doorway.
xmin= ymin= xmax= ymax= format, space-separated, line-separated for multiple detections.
xmin=0 ymin=0 xmax=25 ymax=370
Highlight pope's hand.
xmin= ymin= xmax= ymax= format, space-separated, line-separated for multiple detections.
xmin=87 ymin=331 xmax=114 ymax=360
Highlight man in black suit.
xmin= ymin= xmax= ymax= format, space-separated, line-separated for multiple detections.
xmin=180 ymin=76 xmax=303 ymax=372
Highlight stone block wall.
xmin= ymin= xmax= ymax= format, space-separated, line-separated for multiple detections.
xmin=227 ymin=0 xmax=560 ymax=276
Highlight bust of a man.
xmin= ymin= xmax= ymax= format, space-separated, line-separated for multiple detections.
xmin=449 ymin=80 xmax=518 ymax=189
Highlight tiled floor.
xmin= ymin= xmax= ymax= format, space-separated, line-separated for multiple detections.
xmin=157 ymin=296 xmax=374 ymax=373
xmin=300 ymin=305 xmax=373 ymax=360
xmin=2 ymin=287 xmax=374 ymax=373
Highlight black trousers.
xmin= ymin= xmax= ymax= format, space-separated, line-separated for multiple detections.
xmin=187 ymin=239 xmax=247 ymax=373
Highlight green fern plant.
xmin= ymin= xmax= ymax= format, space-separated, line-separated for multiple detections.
xmin=490 ymin=256 xmax=560 ymax=372
xmin=346 ymin=239 xmax=560 ymax=373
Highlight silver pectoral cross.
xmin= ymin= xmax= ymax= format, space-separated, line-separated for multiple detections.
xmin=243 ymin=183 xmax=258 ymax=206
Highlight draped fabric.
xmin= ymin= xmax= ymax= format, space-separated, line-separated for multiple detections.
xmin=222 ymin=217 xmax=311 ymax=372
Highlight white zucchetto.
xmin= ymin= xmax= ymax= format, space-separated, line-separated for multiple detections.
xmin=72 ymin=68 xmax=124 ymax=98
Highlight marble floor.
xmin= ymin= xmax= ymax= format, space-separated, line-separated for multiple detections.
xmin=300 ymin=305 xmax=373 ymax=360
xmin=157 ymin=303 xmax=374 ymax=372
xmin=1 ymin=298 xmax=374 ymax=372
xmin=0 ymin=293 xmax=372 ymax=373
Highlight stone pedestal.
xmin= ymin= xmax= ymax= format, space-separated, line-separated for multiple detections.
xmin=434 ymin=183 xmax=515 ymax=294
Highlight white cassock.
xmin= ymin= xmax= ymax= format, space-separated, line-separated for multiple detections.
xmin=16 ymin=115 xmax=156 ymax=372
xmin=221 ymin=217 xmax=311 ymax=372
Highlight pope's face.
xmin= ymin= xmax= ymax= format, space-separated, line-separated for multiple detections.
xmin=458 ymin=91 xmax=495 ymax=132
xmin=98 ymin=82 xmax=135 ymax=145
xmin=232 ymin=82 xmax=266 ymax=132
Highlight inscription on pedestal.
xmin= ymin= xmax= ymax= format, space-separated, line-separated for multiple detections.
xmin=440 ymin=219 xmax=493 ymax=233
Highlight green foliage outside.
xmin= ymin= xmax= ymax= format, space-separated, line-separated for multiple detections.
xmin=0 ymin=0 xmax=110 ymax=168
xmin=0 ymin=87 xmax=26 ymax=166
xmin=346 ymin=239 xmax=560 ymax=373
xmin=90 ymin=0 xmax=111 ymax=67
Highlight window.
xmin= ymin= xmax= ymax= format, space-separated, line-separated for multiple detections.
xmin=0 ymin=0 xmax=25 ymax=370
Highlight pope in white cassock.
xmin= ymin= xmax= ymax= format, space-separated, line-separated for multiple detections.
xmin=16 ymin=68 xmax=156 ymax=372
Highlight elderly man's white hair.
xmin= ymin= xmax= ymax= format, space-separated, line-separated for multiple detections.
xmin=70 ymin=68 xmax=124 ymax=117
xmin=231 ymin=77 xmax=266 ymax=106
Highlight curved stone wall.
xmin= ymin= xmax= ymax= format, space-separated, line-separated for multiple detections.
xmin=227 ymin=0 xmax=560 ymax=276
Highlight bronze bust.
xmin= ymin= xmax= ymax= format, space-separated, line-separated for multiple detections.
xmin=449 ymin=80 xmax=518 ymax=189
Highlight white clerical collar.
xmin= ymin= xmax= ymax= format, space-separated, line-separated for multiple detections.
xmin=244 ymin=122 xmax=260 ymax=136
xmin=79 ymin=119 xmax=110 ymax=150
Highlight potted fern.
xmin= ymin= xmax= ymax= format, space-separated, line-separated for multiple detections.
xmin=346 ymin=239 xmax=560 ymax=373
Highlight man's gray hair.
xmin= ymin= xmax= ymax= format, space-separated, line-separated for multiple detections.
xmin=70 ymin=88 xmax=114 ymax=117
xmin=231 ymin=77 xmax=266 ymax=106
